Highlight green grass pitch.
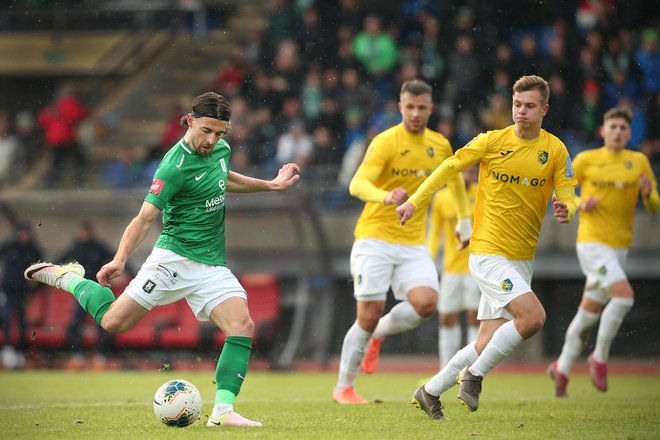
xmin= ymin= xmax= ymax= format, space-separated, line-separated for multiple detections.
xmin=1 ymin=370 xmax=659 ymax=439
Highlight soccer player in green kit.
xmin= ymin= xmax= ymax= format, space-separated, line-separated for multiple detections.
xmin=25 ymin=92 xmax=300 ymax=428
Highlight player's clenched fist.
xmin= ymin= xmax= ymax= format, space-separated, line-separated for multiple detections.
xmin=396 ymin=201 xmax=416 ymax=225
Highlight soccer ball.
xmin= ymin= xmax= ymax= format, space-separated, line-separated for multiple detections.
xmin=153 ymin=379 xmax=203 ymax=427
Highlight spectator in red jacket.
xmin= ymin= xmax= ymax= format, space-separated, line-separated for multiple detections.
xmin=37 ymin=83 xmax=89 ymax=186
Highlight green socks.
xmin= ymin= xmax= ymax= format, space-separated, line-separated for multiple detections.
xmin=215 ymin=336 xmax=253 ymax=404
xmin=70 ymin=279 xmax=116 ymax=325
xmin=65 ymin=275 xmax=253 ymax=407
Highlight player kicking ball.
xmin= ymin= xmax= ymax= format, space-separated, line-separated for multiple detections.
xmin=26 ymin=92 xmax=300 ymax=428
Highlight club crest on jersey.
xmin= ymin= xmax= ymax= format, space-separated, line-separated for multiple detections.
xmin=624 ymin=161 xmax=632 ymax=169
xmin=598 ymin=265 xmax=607 ymax=275
xmin=500 ymin=278 xmax=513 ymax=292
xmin=355 ymin=274 xmax=362 ymax=285
xmin=427 ymin=147 xmax=434 ymax=157
xmin=537 ymin=150 xmax=549 ymax=165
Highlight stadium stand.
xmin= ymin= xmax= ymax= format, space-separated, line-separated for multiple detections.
xmin=0 ymin=31 xmax=172 ymax=76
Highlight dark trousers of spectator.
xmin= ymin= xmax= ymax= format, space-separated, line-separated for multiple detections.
xmin=1 ymin=294 xmax=27 ymax=351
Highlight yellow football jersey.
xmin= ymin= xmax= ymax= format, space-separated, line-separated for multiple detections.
xmin=574 ymin=147 xmax=658 ymax=248
xmin=351 ymin=123 xmax=459 ymax=245
xmin=411 ymin=125 xmax=577 ymax=260
xmin=428 ymin=184 xmax=477 ymax=273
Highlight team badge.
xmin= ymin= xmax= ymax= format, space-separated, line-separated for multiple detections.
xmin=143 ymin=279 xmax=156 ymax=293
xmin=427 ymin=147 xmax=434 ymax=157
xmin=355 ymin=274 xmax=362 ymax=285
xmin=598 ymin=265 xmax=607 ymax=275
xmin=537 ymin=150 xmax=549 ymax=165
xmin=624 ymin=161 xmax=632 ymax=169
xmin=149 ymin=179 xmax=165 ymax=195
xmin=500 ymin=278 xmax=513 ymax=292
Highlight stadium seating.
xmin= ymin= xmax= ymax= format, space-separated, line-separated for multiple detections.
xmin=207 ymin=273 xmax=281 ymax=354
xmin=157 ymin=306 xmax=202 ymax=349
xmin=171 ymin=273 xmax=281 ymax=355
xmin=21 ymin=273 xmax=281 ymax=354
xmin=112 ymin=302 xmax=179 ymax=349
xmin=25 ymin=287 xmax=76 ymax=348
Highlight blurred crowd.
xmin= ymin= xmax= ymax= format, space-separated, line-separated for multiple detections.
xmin=0 ymin=220 xmax=130 ymax=369
xmin=208 ymin=0 xmax=660 ymax=181
xmin=1 ymin=0 xmax=659 ymax=192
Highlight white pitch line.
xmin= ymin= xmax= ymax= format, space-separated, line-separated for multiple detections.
xmin=0 ymin=396 xmax=336 ymax=410
xmin=0 ymin=400 xmax=213 ymax=410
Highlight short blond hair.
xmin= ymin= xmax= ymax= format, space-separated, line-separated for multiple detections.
xmin=513 ymin=75 xmax=550 ymax=105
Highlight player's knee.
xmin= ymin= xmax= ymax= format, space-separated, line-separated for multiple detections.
xmin=224 ymin=315 xmax=254 ymax=337
xmin=520 ymin=310 xmax=545 ymax=338
xmin=409 ymin=293 xmax=437 ymax=318
xmin=609 ymin=279 xmax=634 ymax=299
xmin=531 ymin=313 xmax=546 ymax=333
xmin=413 ymin=301 xmax=436 ymax=318
xmin=357 ymin=315 xmax=380 ymax=332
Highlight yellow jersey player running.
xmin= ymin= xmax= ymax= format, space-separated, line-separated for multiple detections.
xmin=428 ymin=165 xmax=480 ymax=368
xmin=333 ymin=80 xmax=471 ymax=404
xmin=397 ymin=75 xmax=577 ymax=419
xmin=548 ymin=107 xmax=659 ymax=397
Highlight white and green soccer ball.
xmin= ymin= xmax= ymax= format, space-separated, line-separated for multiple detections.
xmin=153 ymin=379 xmax=202 ymax=427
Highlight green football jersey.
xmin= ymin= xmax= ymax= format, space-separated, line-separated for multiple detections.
xmin=145 ymin=138 xmax=231 ymax=266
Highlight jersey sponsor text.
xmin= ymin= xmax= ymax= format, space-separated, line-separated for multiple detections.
xmin=391 ymin=168 xmax=434 ymax=177
xmin=492 ymin=171 xmax=547 ymax=187
xmin=205 ymin=195 xmax=225 ymax=212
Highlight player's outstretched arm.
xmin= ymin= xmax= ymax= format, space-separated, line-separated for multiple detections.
xmin=97 ymin=201 xmax=161 ymax=287
xmin=227 ymin=163 xmax=301 ymax=193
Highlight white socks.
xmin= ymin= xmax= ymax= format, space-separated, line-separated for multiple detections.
xmin=557 ymin=307 xmax=600 ymax=374
xmin=337 ymin=322 xmax=371 ymax=389
xmin=59 ymin=272 xmax=85 ymax=292
xmin=372 ymin=301 xmax=424 ymax=339
xmin=425 ymin=342 xmax=478 ymax=396
xmin=469 ymin=320 xmax=524 ymax=377
xmin=593 ymin=297 xmax=634 ymax=363
xmin=438 ymin=325 xmax=460 ymax=368
xmin=211 ymin=403 xmax=232 ymax=418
